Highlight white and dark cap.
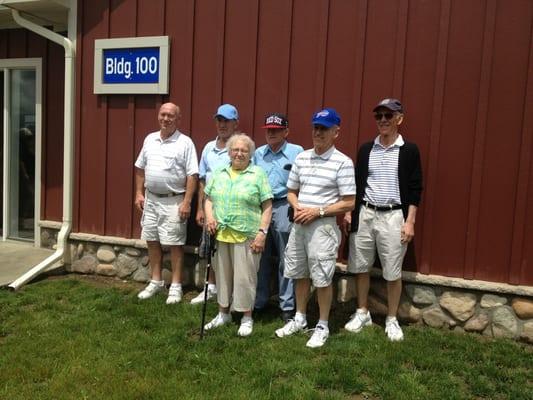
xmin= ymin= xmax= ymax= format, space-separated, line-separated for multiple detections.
xmin=262 ymin=113 xmax=288 ymax=129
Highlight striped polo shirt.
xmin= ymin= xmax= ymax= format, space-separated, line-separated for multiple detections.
xmin=135 ymin=130 xmax=199 ymax=194
xmin=363 ymin=134 xmax=403 ymax=206
xmin=287 ymin=146 xmax=355 ymax=207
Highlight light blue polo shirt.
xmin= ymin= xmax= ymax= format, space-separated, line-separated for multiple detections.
xmin=254 ymin=141 xmax=304 ymax=199
xmin=198 ymin=138 xmax=230 ymax=183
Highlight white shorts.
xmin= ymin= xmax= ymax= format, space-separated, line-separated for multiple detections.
xmin=284 ymin=217 xmax=340 ymax=287
xmin=141 ymin=191 xmax=187 ymax=246
xmin=348 ymin=205 xmax=407 ymax=281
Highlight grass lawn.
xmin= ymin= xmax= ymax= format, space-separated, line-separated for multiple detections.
xmin=0 ymin=275 xmax=531 ymax=400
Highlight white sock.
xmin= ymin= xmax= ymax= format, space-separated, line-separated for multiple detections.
xmin=170 ymin=283 xmax=181 ymax=289
xmin=317 ymin=320 xmax=329 ymax=329
xmin=241 ymin=315 xmax=253 ymax=323
xmin=295 ymin=312 xmax=306 ymax=325
xmin=151 ymin=280 xmax=164 ymax=286
xmin=207 ymin=283 xmax=216 ymax=291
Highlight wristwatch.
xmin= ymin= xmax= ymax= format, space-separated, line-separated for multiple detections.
xmin=319 ymin=207 xmax=325 ymax=218
xmin=258 ymin=228 xmax=268 ymax=235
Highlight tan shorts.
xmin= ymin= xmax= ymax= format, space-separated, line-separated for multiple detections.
xmin=284 ymin=217 xmax=340 ymax=287
xmin=141 ymin=191 xmax=187 ymax=246
xmin=348 ymin=205 xmax=407 ymax=281
xmin=213 ymin=240 xmax=261 ymax=312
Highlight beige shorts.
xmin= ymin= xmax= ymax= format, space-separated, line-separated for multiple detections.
xmin=284 ymin=217 xmax=340 ymax=287
xmin=348 ymin=205 xmax=407 ymax=281
xmin=213 ymin=240 xmax=261 ymax=312
xmin=141 ymin=191 xmax=187 ymax=246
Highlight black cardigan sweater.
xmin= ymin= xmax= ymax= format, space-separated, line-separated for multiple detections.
xmin=350 ymin=140 xmax=423 ymax=232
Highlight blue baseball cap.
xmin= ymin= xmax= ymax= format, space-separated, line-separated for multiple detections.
xmin=312 ymin=108 xmax=341 ymax=128
xmin=214 ymin=104 xmax=239 ymax=120
xmin=373 ymin=98 xmax=403 ymax=113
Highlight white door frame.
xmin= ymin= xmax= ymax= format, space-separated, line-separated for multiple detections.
xmin=0 ymin=58 xmax=42 ymax=246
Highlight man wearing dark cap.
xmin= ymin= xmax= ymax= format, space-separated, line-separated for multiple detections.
xmin=275 ymin=108 xmax=355 ymax=348
xmin=344 ymin=98 xmax=423 ymax=341
xmin=253 ymin=113 xmax=303 ymax=322
xmin=192 ymin=103 xmax=240 ymax=304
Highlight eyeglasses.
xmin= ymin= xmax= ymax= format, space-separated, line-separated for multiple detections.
xmin=374 ymin=112 xmax=395 ymax=121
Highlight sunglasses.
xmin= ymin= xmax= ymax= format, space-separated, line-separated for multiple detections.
xmin=374 ymin=112 xmax=395 ymax=121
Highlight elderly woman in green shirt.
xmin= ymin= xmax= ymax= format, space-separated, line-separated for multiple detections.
xmin=203 ymin=133 xmax=273 ymax=337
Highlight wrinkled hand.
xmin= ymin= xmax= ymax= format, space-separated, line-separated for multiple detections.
xmin=179 ymin=201 xmax=191 ymax=221
xmin=250 ymin=233 xmax=266 ymax=253
xmin=196 ymin=209 xmax=205 ymax=227
xmin=341 ymin=212 xmax=352 ymax=236
xmin=134 ymin=193 xmax=145 ymax=212
xmin=293 ymin=206 xmax=319 ymax=225
xmin=401 ymin=222 xmax=415 ymax=243
xmin=206 ymin=217 xmax=218 ymax=235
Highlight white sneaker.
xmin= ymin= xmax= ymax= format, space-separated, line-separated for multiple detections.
xmin=166 ymin=285 xmax=183 ymax=304
xmin=306 ymin=325 xmax=329 ymax=348
xmin=190 ymin=286 xmax=217 ymax=305
xmin=275 ymin=319 xmax=307 ymax=338
xmin=137 ymin=280 xmax=164 ymax=300
xmin=385 ymin=317 xmax=404 ymax=341
xmin=344 ymin=309 xmax=372 ymax=333
xmin=204 ymin=312 xmax=232 ymax=331
xmin=237 ymin=317 xmax=253 ymax=337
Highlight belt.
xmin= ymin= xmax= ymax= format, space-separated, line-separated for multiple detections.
xmin=272 ymin=197 xmax=287 ymax=203
xmin=361 ymin=200 xmax=402 ymax=212
xmin=148 ymin=190 xmax=182 ymax=198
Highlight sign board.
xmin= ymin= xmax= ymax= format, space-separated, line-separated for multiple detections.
xmin=94 ymin=36 xmax=169 ymax=94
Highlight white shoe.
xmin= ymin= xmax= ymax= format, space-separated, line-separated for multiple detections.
xmin=237 ymin=317 xmax=253 ymax=337
xmin=275 ymin=319 xmax=307 ymax=338
xmin=166 ymin=285 xmax=183 ymax=304
xmin=306 ymin=325 xmax=329 ymax=348
xmin=344 ymin=309 xmax=372 ymax=333
xmin=385 ymin=317 xmax=404 ymax=341
xmin=137 ymin=280 xmax=164 ymax=300
xmin=204 ymin=312 xmax=232 ymax=331
xmin=190 ymin=286 xmax=217 ymax=305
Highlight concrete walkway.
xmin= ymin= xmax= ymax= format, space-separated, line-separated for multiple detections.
xmin=0 ymin=241 xmax=55 ymax=287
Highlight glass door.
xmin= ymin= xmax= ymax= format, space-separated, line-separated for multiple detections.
xmin=8 ymin=69 xmax=36 ymax=240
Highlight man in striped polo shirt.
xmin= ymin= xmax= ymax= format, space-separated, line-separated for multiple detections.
xmin=344 ymin=98 xmax=423 ymax=341
xmin=275 ymin=108 xmax=356 ymax=348
xmin=134 ymin=103 xmax=199 ymax=304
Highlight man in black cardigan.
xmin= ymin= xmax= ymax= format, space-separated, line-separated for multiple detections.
xmin=343 ymin=98 xmax=422 ymax=341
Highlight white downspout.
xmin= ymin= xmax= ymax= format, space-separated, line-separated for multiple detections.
xmin=8 ymin=9 xmax=75 ymax=290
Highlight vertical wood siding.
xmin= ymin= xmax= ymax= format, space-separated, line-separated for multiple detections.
xmin=4 ymin=0 xmax=531 ymax=285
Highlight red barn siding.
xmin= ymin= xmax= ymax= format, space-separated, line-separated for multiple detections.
xmin=3 ymin=0 xmax=528 ymax=285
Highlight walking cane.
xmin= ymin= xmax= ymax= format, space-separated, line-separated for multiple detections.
xmin=199 ymin=228 xmax=215 ymax=340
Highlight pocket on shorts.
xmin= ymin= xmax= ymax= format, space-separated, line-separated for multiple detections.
xmin=314 ymin=251 xmax=336 ymax=286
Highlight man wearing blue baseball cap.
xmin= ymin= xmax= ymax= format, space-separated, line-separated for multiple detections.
xmin=275 ymin=108 xmax=356 ymax=348
xmin=192 ymin=103 xmax=239 ymax=304
xmin=343 ymin=98 xmax=423 ymax=341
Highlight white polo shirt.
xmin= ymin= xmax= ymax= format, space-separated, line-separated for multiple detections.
xmin=363 ymin=134 xmax=403 ymax=206
xmin=287 ymin=146 xmax=356 ymax=207
xmin=135 ymin=130 xmax=199 ymax=194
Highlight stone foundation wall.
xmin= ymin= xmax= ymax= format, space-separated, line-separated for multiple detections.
xmin=40 ymin=227 xmax=202 ymax=287
xmin=337 ymin=275 xmax=533 ymax=344
xmin=41 ymin=226 xmax=533 ymax=344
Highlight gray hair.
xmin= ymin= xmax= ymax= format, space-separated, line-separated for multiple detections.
xmin=226 ymin=133 xmax=256 ymax=155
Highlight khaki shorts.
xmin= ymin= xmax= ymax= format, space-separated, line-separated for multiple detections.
xmin=141 ymin=191 xmax=187 ymax=246
xmin=284 ymin=217 xmax=340 ymax=287
xmin=348 ymin=205 xmax=407 ymax=281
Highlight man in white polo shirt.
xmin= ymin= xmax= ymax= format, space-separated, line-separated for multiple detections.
xmin=275 ymin=108 xmax=355 ymax=348
xmin=134 ymin=103 xmax=199 ymax=304
xmin=344 ymin=98 xmax=423 ymax=341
